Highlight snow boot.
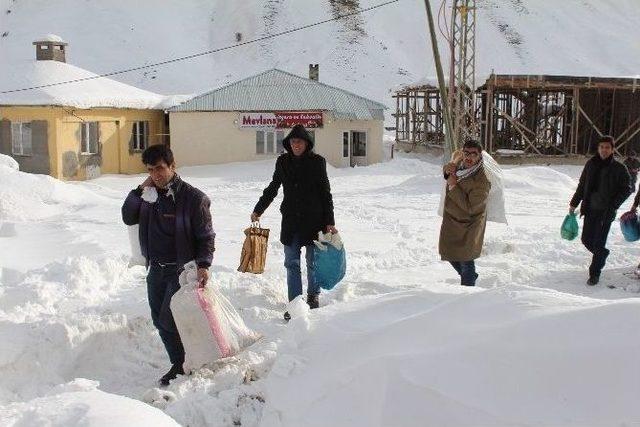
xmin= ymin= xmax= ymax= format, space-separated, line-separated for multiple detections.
xmin=159 ymin=363 xmax=185 ymax=387
xmin=587 ymin=275 xmax=600 ymax=286
xmin=307 ymin=293 xmax=319 ymax=309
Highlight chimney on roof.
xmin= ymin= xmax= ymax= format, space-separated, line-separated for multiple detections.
xmin=309 ymin=64 xmax=319 ymax=81
xmin=33 ymin=34 xmax=67 ymax=62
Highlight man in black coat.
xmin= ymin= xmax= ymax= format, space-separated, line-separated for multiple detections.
xmin=251 ymin=125 xmax=336 ymax=321
xmin=570 ymin=135 xmax=632 ymax=285
xmin=122 ymin=144 xmax=215 ymax=386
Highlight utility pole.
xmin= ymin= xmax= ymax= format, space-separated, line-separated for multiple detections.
xmin=424 ymin=0 xmax=478 ymax=157
xmin=423 ymin=0 xmax=455 ymax=160
xmin=449 ymin=0 xmax=479 ymax=147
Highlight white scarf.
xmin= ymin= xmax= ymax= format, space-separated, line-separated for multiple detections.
xmin=455 ymin=158 xmax=484 ymax=182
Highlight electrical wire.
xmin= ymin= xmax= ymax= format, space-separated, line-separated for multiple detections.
xmin=1 ymin=0 xmax=399 ymax=95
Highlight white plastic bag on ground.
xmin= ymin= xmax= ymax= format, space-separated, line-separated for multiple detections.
xmin=170 ymin=261 xmax=261 ymax=371
xmin=438 ymin=151 xmax=507 ymax=224
xmin=127 ymin=225 xmax=146 ymax=266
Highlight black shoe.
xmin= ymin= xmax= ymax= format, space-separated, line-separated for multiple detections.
xmin=283 ymin=311 xmax=291 ymax=321
xmin=159 ymin=363 xmax=184 ymax=387
xmin=307 ymin=293 xmax=319 ymax=309
xmin=587 ymin=276 xmax=600 ymax=286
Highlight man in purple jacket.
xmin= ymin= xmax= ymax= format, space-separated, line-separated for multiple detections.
xmin=122 ymin=144 xmax=215 ymax=386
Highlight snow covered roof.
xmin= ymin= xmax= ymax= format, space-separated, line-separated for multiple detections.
xmin=396 ymin=76 xmax=449 ymax=92
xmin=0 ymin=60 xmax=172 ymax=109
xmin=34 ymin=34 xmax=66 ymax=44
xmin=169 ymin=69 xmax=387 ymax=120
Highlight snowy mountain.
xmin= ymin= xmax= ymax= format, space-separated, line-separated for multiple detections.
xmin=2 ymin=0 xmax=640 ymax=111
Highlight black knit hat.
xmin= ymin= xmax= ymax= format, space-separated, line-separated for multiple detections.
xmin=283 ymin=124 xmax=314 ymax=153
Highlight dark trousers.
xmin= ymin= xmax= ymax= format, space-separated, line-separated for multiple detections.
xmin=581 ymin=210 xmax=613 ymax=278
xmin=449 ymin=261 xmax=478 ymax=286
xmin=283 ymin=234 xmax=319 ymax=301
xmin=146 ymin=264 xmax=184 ymax=365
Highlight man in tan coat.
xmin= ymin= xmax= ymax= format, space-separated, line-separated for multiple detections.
xmin=439 ymin=140 xmax=491 ymax=286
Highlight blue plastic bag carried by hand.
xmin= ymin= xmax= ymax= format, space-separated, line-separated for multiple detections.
xmin=620 ymin=211 xmax=640 ymax=242
xmin=313 ymin=232 xmax=346 ymax=290
xmin=561 ymin=213 xmax=579 ymax=241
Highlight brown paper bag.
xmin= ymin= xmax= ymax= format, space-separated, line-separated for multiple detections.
xmin=237 ymin=223 xmax=270 ymax=274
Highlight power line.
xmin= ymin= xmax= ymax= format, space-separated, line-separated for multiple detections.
xmin=1 ymin=0 xmax=400 ymax=95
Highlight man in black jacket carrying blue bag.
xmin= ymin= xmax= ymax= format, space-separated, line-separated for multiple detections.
xmin=251 ymin=125 xmax=337 ymax=321
xmin=122 ymin=144 xmax=215 ymax=386
xmin=569 ymin=135 xmax=632 ymax=286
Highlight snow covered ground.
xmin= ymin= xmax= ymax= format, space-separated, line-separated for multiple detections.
xmin=1 ymin=152 xmax=640 ymax=426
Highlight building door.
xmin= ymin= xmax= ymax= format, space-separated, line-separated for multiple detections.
xmin=342 ymin=131 xmax=351 ymax=168
xmin=99 ymin=121 xmax=119 ymax=174
xmin=350 ymin=131 xmax=367 ymax=167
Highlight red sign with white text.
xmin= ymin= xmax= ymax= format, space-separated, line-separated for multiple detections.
xmin=275 ymin=111 xmax=323 ymax=129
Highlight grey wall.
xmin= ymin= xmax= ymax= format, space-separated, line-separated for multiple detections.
xmin=0 ymin=119 xmax=51 ymax=175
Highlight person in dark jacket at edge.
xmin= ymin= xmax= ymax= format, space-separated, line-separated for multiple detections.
xmin=122 ymin=144 xmax=215 ymax=386
xmin=251 ymin=124 xmax=337 ymax=321
xmin=570 ymin=135 xmax=632 ymax=286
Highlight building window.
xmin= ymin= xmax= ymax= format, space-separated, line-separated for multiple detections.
xmin=11 ymin=122 xmax=33 ymax=156
xmin=256 ymin=130 xmax=285 ymax=154
xmin=81 ymin=122 xmax=99 ymax=154
xmin=342 ymin=132 xmax=349 ymax=157
xmin=276 ymin=130 xmax=284 ymax=153
xmin=132 ymin=121 xmax=149 ymax=151
xmin=351 ymin=131 xmax=367 ymax=156
xmin=256 ymin=131 xmax=265 ymax=154
xmin=266 ymin=131 xmax=274 ymax=154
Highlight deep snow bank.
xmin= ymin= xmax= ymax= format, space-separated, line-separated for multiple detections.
xmin=0 ymin=155 xmax=19 ymax=171
xmin=0 ymin=164 xmax=106 ymax=222
xmin=1 ymin=378 xmax=180 ymax=427
xmin=261 ymin=286 xmax=640 ymax=427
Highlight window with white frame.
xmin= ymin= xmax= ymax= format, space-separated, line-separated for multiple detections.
xmin=256 ymin=130 xmax=285 ymax=154
xmin=81 ymin=122 xmax=99 ymax=154
xmin=11 ymin=122 xmax=33 ymax=156
xmin=132 ymin=121 xmax=149 ymax=151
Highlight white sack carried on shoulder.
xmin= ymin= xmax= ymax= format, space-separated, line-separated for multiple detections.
xmin=127 ymin=225 xmax=146 ymax=266
xmin=437 ymin=151 xmax=507 ymax=224
xmin=170 ymin=261 xmax=261 ymax=371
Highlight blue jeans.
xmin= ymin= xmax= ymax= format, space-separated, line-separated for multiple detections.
xmin=284 ymin=234 xmax=319 ymax=301
xmin=449 ymin=261 xmax=478 ymax=286
xmin=146 ymin=264 xmax=185 ymax=365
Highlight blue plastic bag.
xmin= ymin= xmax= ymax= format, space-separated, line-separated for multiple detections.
xmin=313 ymin=233 xmax=346 ymax=290
xmin=620 ymin=211 xmax=640 ymax=242
xmin=561 ymin=213 xmax=579 ymax=241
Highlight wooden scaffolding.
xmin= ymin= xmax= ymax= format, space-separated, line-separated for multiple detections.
xmin=394 ymin=74 xmax=640 ymax=156
xmin=392 ymin=84 xmax=445 ymax=146
xmin=483 ymin=74 xmax=640 ymax=155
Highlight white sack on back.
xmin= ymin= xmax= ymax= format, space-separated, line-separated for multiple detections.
xmin=170 ymin=261 xmax=260 ymax=372
xmin=128 ymin=225 xmax=146 ymax=266
xmin=437 ymin=151 xmax=507 ymax=224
